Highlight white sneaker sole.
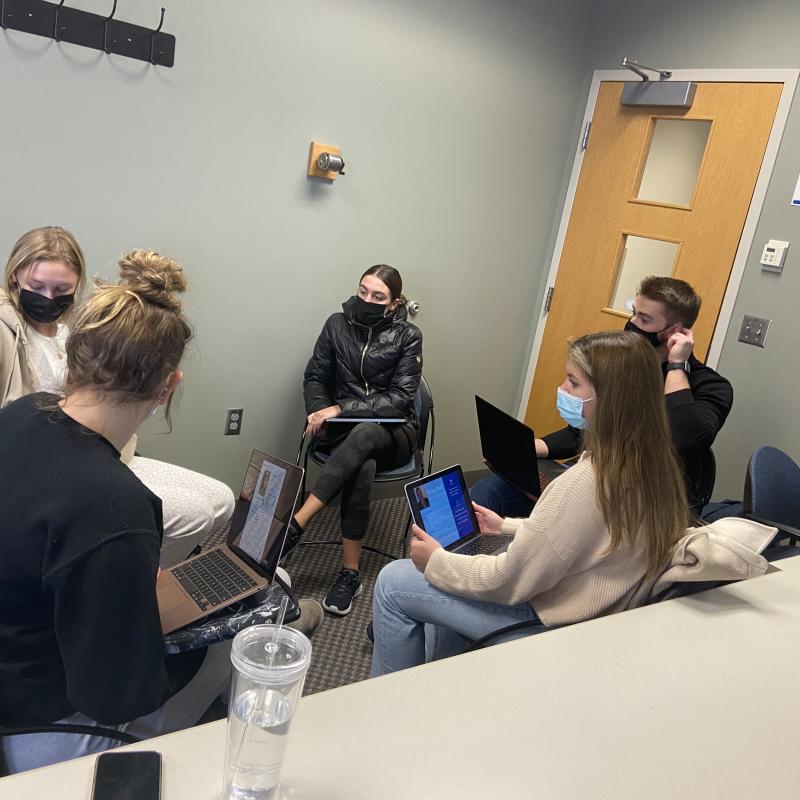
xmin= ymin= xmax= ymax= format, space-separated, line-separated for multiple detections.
xmin=322 ymin=582 xmax=363 ymax=616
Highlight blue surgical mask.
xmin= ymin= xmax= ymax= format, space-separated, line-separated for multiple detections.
xmin=556 ymin=388 xmax=592 ymax=430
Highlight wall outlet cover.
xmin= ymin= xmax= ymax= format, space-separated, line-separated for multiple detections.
xmin=225 ymin=407 xmax=243 ymax=435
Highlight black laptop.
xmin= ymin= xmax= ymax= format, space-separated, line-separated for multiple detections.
xmin=475 ymin=395 xmax=555 ymax=499
xmin=405 ymin=466 xmax=514 ymax=556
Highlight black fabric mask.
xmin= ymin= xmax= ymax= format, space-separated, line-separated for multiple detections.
xmin=19 ymin=288 xmax=74 ymax=323
xmin=624 ymin=319 xmax=667 ymax=348
xmin=351 ymin=295 xmax=388 ymax=327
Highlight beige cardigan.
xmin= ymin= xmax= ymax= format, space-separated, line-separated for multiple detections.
xmin=0 ymin=290 xmax=36 ymax=409
xmin=424 ymin=455 xmax=776 ymax=628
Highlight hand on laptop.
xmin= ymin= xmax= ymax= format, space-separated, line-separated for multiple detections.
xmin=306 ymin=405 xmax=342 ymax=436
xmin=472 ymin=503 xmax=504 ymax=535
xmin=409 ymin=524 xmax=442 ymax=572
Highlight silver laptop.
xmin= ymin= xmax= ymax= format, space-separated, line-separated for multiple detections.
xmin=157 ymin=450 xmax=303 ymax=634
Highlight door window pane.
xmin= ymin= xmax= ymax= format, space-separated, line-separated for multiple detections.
xmin=636 ymin=119 xmax=712 ymax=207
xmin=610 ymin=235 xmax=679 ymax=313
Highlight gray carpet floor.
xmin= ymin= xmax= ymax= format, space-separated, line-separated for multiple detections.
xmin=202 ymin=496 xmax=410 ymax=696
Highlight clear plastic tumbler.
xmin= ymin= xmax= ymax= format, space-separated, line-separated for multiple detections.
xmin=223 ymin=624 xmax=312 ymax=800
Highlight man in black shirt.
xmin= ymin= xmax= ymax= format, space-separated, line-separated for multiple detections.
xmin=473 ymin=276 xmax=733 ymax=516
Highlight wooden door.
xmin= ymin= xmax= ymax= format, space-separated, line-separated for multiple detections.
xmin=524 ymin=81 xmax=782 ymax=434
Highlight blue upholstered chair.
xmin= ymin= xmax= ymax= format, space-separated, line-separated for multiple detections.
xmin=744 ymin=445 xmax=800 ymax=552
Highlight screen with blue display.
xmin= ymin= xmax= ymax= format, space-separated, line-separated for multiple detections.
xmin=411 ymin=468 xmax=476 ymax=548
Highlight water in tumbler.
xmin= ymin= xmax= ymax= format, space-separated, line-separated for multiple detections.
xmin=225 ymin=688 xmax=293 ymax=800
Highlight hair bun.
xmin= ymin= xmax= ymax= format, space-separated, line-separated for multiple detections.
xmin=117 ymin=250 xmax=187 ymax=312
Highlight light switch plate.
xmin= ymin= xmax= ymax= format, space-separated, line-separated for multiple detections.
xmin=738 ymin=315 xmax=771 ymax=348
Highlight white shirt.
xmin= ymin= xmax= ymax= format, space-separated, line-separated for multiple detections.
xmin=26 ymin=323 xmax=68 ymax=395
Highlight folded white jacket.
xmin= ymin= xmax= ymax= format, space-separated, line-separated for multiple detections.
xmin=630 ymin=517 xmax=778 ymax=606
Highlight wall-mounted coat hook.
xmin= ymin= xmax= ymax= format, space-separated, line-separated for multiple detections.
xmin=0 ymin=0 xmax=176 ymax=66
xmin=149 ymin=6 xmax=164 ymax=64
xmin=53 ymin=0 xmax=65 ymax=41
xmin=102 ymin=0 xmax=117 ymax=54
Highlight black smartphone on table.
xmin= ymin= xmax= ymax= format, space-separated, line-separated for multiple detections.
xmin=91 ymin=751 xmax=162 ymax=800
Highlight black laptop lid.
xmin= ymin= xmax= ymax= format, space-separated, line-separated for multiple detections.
xmin=475 ymin=395 xmax=541 ymax=496
xmin=226 ymin=450 xmax=303 ymax=577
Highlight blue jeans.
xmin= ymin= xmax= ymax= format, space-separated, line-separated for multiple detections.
xmin=371 ymin=559 xmax=544 ymax=676
xmin=470 ymin=474 xmax=535 ymax=518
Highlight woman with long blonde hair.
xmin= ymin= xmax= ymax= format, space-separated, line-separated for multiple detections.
xmin=372 ymin=330 xmax=688 ymax=676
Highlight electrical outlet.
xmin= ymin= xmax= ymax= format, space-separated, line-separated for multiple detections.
xmin=224 ymin=408 xmax=243 ymax=435
xmin=737 ymin=315 xmax=771 ymax=348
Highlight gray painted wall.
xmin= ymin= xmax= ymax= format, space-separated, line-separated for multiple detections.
xmin=0 ymin=0 xmax=592 ymax=490
xmin=586 ymin=0 xmax=800 ymax=498
xmin=4 ymin=0 xmax=795 ymax=501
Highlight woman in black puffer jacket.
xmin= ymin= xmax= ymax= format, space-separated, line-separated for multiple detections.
xmin=286 ymin=265 xmax=422 ymax=616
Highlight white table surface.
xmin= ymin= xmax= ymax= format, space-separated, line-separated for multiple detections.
xmin=4 ymin=556 xmax=800 ymax=800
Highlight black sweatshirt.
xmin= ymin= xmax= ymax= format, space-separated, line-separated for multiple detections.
xmin=0 ymin=394 xmax=170 ymax=726
xmin=542 ymin=356 xmax=733 ymax=506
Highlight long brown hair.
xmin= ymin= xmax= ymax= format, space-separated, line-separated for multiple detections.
xmin=65 ymin=250 xmax=192 ymax=428
xmin=569 ymin=331 xmax=687 ymax=575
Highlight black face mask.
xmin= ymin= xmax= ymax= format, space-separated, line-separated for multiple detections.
xmin=624 ymin=319 xmax=667 ymax=348
xmin=351 ymin=295 xmax=388 ymax=327
xmin=19 ymin=288 xmax=74 ymax=324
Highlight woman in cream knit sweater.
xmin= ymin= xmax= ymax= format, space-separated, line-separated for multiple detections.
xmin=372 ymin=330 xmax=689 ymax=676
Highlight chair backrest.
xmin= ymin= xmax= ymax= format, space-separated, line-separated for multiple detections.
xmin=413 ymin=374 xmax=434 ymax=453
xmin=744 ymin=446 xmax=800 ymax=526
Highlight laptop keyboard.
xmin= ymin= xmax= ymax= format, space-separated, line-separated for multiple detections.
xmin=171 ymin=549 xmax=259 ymax=611
xmin=458 ymin=534 xmax=515 ymax=556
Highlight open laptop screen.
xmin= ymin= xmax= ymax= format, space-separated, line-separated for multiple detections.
xmin=405 ymin=466 xmax=480 ymax=548
xmin=227 ymin=450 xmax=303 ymax=574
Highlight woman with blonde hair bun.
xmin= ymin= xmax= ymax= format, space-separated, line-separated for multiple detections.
xmin=0 ymin=227 xmax=234 ymax=565
xmin=0 ymin=250 xmax=232 ymax=773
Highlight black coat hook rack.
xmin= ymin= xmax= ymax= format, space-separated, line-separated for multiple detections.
xmin=1 ymin=0 xmax=175 ymax=67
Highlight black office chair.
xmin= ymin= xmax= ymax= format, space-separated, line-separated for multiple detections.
xmin=294 ymin=375 xmax=435 ymax=561
xmin=0 ymin=725 xmax=140 ymax=777
xmin=743 ymin=446 xmax=800 ymax=556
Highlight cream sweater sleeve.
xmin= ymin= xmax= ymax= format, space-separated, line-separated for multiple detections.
xmin=424 ymin=459 xmax=601 ymax=606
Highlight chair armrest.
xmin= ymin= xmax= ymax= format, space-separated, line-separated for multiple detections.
xmin=0 ymin=723 xmax=140 ymax=744
xmin=744 ymin=513 xmax=800 ymax=544
xmin=295 ymin=423 xmax=309 ymax=466
xmin=465 ymin=619 xmax=546 ymax=652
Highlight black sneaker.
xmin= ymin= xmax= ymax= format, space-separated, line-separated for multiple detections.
xmin=322 ymin=568 xmax=363 ymax=616
xmin=280 ymin=518 xmax=304 ymax=561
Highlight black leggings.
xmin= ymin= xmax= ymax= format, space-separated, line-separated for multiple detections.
xmin=311 ymin=423 xmax=413 ymax=540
